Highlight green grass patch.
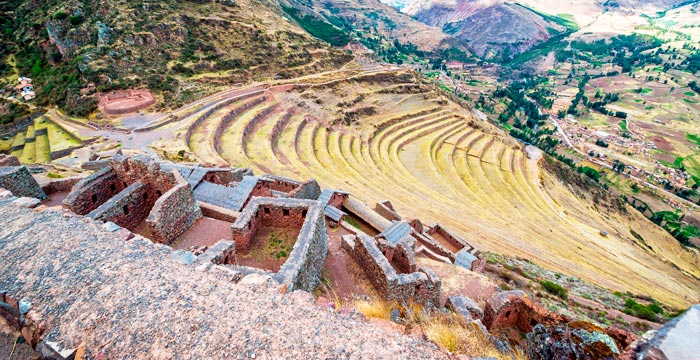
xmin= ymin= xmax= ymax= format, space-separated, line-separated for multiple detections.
xmin=683 ymin=98 xmax=699 ymax=104
xmin=281 ymin=6 xmax=348 ymax=46
xmin=683 ymin=154 xmax=700 ymax=178
xmin=19 ymin=140 xmax=35 ymax=163
xmin=685 ymin=91 xmax=696 ymax=97
xmin=35 ymin=134 xmax=50 ymax=163
xmin=640 ymin=87 xmax=653 ymax=94
xmin=540 ymin=280 xmax=568 ymax=299
xmin=624 ymin=298 xmax=662 ymax=321
xmin=619 ymin=120 xmax=627 ymax=131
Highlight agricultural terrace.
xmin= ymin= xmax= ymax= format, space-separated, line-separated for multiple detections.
xmin=168 ymin=69 xmax=700 ymax=308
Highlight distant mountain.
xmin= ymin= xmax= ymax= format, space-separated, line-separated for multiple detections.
xmin=378 ymin=0 xmax=694 ymax=60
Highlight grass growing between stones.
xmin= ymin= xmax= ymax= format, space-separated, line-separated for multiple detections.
xmin=423 ymin=313 xmax=527 ymax=359
xmin=354 ymin=298 xmax=526 ymax=358
xmin=354 ymin=299 xmax=394 ymax=320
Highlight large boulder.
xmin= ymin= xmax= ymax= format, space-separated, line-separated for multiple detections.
xmin=527 ymin=321 xmax=620 ymax=360
xmin=635 ymin=304 xmax=700 ymax=360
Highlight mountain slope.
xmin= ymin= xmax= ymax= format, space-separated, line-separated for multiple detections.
xmin=0 ymin=0 xmax=352 ymax=115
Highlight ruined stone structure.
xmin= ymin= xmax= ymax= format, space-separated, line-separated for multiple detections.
xmin=342 ymin=233 xmax=441 ymax=308
xmin=0 ymin=200 xmax=445 ymax=359
xmin=63 ymin=155 xmax=201 ymax=243
xmin=97 ymin=89 xmax=155 ymax=115
xmin=317 ymin=189 xmax=348 ymax=227
xmin=260 ymin=174 xmax=321 ymax=200
xmin=0 ymin=154 xmax=20 ymax=166
xmin=0 ymin=166 xmax=46 ymax=199
xmin=483 ymin=290 xmax=567 ymax=333
xmin=229 ymin=197 xmax=328 ymax=292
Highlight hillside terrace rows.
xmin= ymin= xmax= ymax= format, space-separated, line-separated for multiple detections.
xmin=0 ymin=114 xmax=86 ymax=164
xmin=174 ymin=76 xmax=700 ymax=307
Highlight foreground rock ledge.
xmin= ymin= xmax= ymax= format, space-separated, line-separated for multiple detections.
xmin=0 ymin=200 xmax=445 ymax=359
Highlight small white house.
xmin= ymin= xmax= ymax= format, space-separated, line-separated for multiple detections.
xmin=16 ymin=76 xmax=35 ymax=101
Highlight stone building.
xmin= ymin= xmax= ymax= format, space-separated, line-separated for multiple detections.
xmin=228 ymin=197 xmax=328 ymax=292
xmin=63 ymin=155 xmax=201 ymax=244
xmin=0 ymin=166 xmax=46 ymax=199
xmin=342 ymin=233 xmax=441 ymax=308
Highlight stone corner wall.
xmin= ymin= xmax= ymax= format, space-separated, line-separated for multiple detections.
xmin=86 ymin=182 xmax=151 ymax=230
xmin=41 ymin=176 xmax=85 ymax=195
xmin=348 ymin=234 xmax=441 ymax=308
xmin=147 ymin=182 xmax=202 ymax=244
xmin=272 ymin=199 xmax=328 ymax=292
xmin=0 ymin=166 xmax=47 ymax=200
xmin=63 ymin=167 xmax=120 ymax=215
xmin=288 ymin=179 xmax=321 ymax=200
xmin=375 ymin=201 xmax=402 ymax=222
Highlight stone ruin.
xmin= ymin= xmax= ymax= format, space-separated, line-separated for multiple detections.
xmin=97 ymin=89 xmax=155 ymax=115
xmin=228 ymin=197 xmax=327 ymax=292
xmin=259 ymin=174 xmax=321 ymax=200
xmin=0 ymin=165 xmax=46 ymax=200
xmin=63 ymin=154 xmax=201 ymax=244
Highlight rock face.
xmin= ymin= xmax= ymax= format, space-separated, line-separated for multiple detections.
xmin=0 ymin=200 xmax=447 ymax=359
xmin=527 ymin=322 xmax=620 ymax=360
xmin=0 ymin=166 xmax=47 ymax=200
xmin=635 ymin=304 xmax=700 ymax=360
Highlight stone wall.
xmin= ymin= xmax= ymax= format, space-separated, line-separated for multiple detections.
xmin=64 ymin=156 xmax=200 ymax=243
xmin=231 ymin=198 xmax=327 ymax=292
xmin=287 ymin=179 xmax=321 ymax=200
xmin=375 ymin=201 xmax=402 ymax=222
xmin=274 ymin=200 xmax=327 ymax=292
xmin=483 ymin=290 xmax=567 ymax=333
xmin=0 ymin=154 xmax=20 ymax=166
xmin=348 ymin=234 xmax=440 ymax=307
xmin=0 ymin=166 xmax=46 ymax=200
xmin=426 ymin=224 xmax=470 ymax=252
xmin=147 ymin=180 xmax=202 ymax=244
xmin=198 ymin=201 xmax=240 ymax=223
xmin=87 ymin=182 xmax=152 ymax=230
xmin=41 ymin=176 xmax=84 ymax=195
xmin=64 ymin=167 xmax=122 ymax=214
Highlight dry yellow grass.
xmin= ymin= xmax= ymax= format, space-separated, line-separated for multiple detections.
xmin=354 ymin=299 xmax=394 ymax=320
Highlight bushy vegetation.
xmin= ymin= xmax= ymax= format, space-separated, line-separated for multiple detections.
xmin=578 ymin=166 xmax=602 ymax=182
xmin=624 ymin=298 xmax=663 ymax=321
xmin=540 ymin=280 xmax=568 ymax=299
xmin=282 ymin=6 xmax=349 ymax=47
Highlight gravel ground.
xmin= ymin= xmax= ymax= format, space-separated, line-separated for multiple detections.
xmin=0 ymin=200 xmax=447 ymax=359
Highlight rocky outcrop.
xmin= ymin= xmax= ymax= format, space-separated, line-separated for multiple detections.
xmin=527 ymin=321 xmax=620 ymax=360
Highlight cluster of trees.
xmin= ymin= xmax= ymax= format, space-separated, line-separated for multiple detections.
xmin=689 ymin=81 xmax=700 ymax=94
xmin=650 ymin=210 xmax=700 ymax=246
xmin=494 ymin=77 xmax=549 ymax=128
xmin=681 ymin=52 xmax=700 ymax=74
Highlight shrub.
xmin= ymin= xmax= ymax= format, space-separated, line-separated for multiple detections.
xmin=540 ymin=280 xmax=568 ymax=299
